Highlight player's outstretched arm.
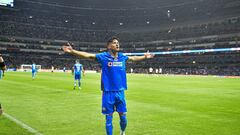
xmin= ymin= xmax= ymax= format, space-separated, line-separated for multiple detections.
xmin=63 ymin=43 xmax=96 ymax=60
xmin=0 ymin=54 xmax=4 ymax=63
xmin=128 ymin=51 xmax=154 ymax=61
xmin=0 ymin=54 xmax=6 ymax=70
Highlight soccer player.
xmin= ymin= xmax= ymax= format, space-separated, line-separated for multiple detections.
xmin=51 ymin=66 xmax=54 ymax=73
xmin=63 ymin=37 xmax=154 ymax=135
xmin=73 ymin=59 xmax=84 ymax=90
xmin=149 ymin=67 xmax=153 ymax=74
xmin=0 ymin=103 xmax=3 ymax=115
xmin=32 ymin=63 xmax=37 ymax=80
xmin=0 ymin=54 xmax=6 ymax=80
xmin=63 ymin=66 xmax=66 ymax=73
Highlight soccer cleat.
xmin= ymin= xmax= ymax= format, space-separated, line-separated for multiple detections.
xmin=78 ymin=87 xmax=81 ymax=90
xmin=120 ymin=130 xmax=125 ymax=135
xmin=73 ymin=86 xmax=76 ymax=90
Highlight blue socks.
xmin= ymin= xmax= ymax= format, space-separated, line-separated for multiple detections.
xmin=105 ymin=114 xmax=127 ymax=135
xmin=119 ymin=114 xmax=127 ymax=132
xmin=106 ymin=115 xmax=113 ymax=135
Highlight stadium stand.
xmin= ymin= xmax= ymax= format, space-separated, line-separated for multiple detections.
xmin=0 ymin=0 xmax=239 ymax=75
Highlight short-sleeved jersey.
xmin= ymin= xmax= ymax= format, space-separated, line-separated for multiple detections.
xmin=74 ymin=63 xmax=82 ymax=75
xmin=96 ymin=52 xmax=129 ymax=91
xmin=32 ymin=64 xmax=36 ymax=71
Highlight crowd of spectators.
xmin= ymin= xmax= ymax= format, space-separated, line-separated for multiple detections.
xmin=1 ymin=0 xmax=240 ymax=42
xmin=0 ymin=34 xmax=239 ymax=76
xmin=0 ymin=0 xmax=240 ymax=76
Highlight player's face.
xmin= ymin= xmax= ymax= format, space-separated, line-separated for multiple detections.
xmin=108 ymin=39 xmax=120 ymax=52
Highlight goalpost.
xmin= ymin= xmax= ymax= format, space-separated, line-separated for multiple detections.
xmin=20 ymin=64 xmax=41 ymax=72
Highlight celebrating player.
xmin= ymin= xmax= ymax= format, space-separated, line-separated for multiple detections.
xmin=63 ymin=37 xmax=154 ymax=135
xmin=73 ymin=59 xmax=84 ymax=90
xmin=0 ymin=54 xmax=6 ymax=80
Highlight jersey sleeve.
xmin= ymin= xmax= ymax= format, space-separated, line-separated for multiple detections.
xmin=95 ymin=53 xmax=104 ymax=63
xmin=122 ymin=53 xmax=129 ymax=61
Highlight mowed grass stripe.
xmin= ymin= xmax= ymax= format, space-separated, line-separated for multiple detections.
xmin=0 ymin=72 xmax=240 ymax=135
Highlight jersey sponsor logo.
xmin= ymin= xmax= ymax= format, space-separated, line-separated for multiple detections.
xmin=108 ymin=62 xmax=123 ymax=67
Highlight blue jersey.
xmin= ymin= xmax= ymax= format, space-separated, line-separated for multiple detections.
xmin=96 ymin=52 xmax=129 ymax=91
xmin=74 ymin=63 xmax=82 ymax=75
xmin=32 ymin=64 xmax=36 ymax=72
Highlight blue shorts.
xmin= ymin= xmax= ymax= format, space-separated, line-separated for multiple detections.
xmin=74 ymin=74 xmax=81 ymax=80
xmin=102 ymin=91 xmax=127 ymax=115
xmin=32 ymin=70 xmax=36 ymax=74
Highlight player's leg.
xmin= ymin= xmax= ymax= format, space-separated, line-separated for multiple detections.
xmin=0 ymin=70 xmax=2 ymax=80
xmin=116 ymin=91 xmax=127 ymax=135
xmin=102 ymin=91 xmax=115 ymax=135
xmin=32 ymin=71 xmax=35 ymax=80
xmin=0 ymin=103 xmax=3 ymax=115
xmin=119 ymin=113 xmax=127 ymax=135
xmin=74 ymin=79 xmax=76 ymax=89
xmin=78 ymin=76 xmax=81 ymax=89
xmin=34 ymin=71 xmax=36 ymax=79
xmin=105 ymin=114 xmax=113 ymax=135
xmin=74 ymin=74 xmax=77 ymax=89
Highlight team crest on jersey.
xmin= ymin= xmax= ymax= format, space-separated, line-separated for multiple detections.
xmin=108 ymin=62 xmax=113 ymax=67
xmin=108 ymin=62 xmax=123 ymax=67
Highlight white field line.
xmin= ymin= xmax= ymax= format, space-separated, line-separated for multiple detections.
xmin=3 ymin=112 xmax=43 ymax=135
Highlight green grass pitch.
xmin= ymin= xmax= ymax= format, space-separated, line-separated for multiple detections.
xmin=0 ymin=72 xmax=240 ymax=135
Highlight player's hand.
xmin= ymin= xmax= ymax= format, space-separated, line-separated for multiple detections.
xmin=62 ymin=42 xmax=73 ymax=53
xmin=144 ymin=50 xmax=154 ymax=59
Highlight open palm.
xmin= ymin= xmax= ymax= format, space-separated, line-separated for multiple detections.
xmin=63 ymin=43 xmax=73 ymax=53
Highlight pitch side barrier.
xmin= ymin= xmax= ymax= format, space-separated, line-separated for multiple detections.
xmin=25 ymin=69 xmax=96 ymax=73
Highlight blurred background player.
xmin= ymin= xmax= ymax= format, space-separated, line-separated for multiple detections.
xmin=0 ymin=103 xmax=3 ymax=115
xmin=0 ymin=54 xmax=7 ymax=80
xmin=63 ymin=37 xmax=154 ymax=135
xmin=130 ymin=68 xmax=134 ymax=74
xmin=71 ymin=66 xmax=74 ymax=75
xmin=32 ymin=62 xmax=37 ymax=80
xmin=51 ymin=66 xmax=54 ymax=73
xmin=73 ymin=59 xmax=84 ymax=90
xmin=63 ymin=66 xmax=66 ymax=73
xmin=149 ymin=67 xmax=153 ymax=74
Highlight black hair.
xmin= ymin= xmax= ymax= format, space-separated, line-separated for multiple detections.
xmin=107 ymin=36 xmax=119 ymax=46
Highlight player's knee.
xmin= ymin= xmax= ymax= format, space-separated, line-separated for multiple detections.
xmin=119 ymin=113 xmax=127 ymax=123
